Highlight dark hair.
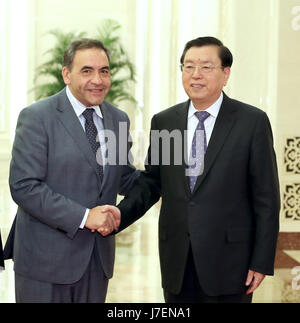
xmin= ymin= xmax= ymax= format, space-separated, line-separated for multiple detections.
xmin=180 ymin=36 xmax=233 ymax=68
xmin=63 ymin=38 xmax=110 ymax=70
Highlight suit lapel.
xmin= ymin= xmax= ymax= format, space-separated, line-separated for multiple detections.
xmin=55 ymin=89 xmax=102 ymax=188
xmin=192 ymin=93 xmax=237 ymax=194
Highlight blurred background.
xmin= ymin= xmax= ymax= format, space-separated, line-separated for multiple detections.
xmin=1 ymin=0 xmax=300 ymax=302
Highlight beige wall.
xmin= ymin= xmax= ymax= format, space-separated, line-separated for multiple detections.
xmin=217 ymin=0 xmax=300 ymax=232
xmin=277 ymin=0 xmax=300 ymax=231
xmin=0 ymin=0 xmax=12 ymax=161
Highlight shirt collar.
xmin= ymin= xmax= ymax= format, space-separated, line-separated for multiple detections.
xmin=66 ymin=86 xmax=103 ymax=119
xmin=188 ymin=92 xmax=223 ymax=119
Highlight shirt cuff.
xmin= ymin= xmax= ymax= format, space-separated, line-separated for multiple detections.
xmin=80 ymin=209 xmax=90 ymax=229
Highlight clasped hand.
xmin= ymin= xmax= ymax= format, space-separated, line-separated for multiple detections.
xmin=85 ymin=205 xmax=121 ymax=236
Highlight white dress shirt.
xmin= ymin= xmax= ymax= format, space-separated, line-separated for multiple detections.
xmin=66 ymin=86 xmax=107 ymax=229
xmin=187 ymin=93 xmax=223 ymax=158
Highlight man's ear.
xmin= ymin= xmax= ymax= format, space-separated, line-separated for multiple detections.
xmin=62 ymin=66 xmax=71 ymax=85
xmin=223 ymin=67 xmax=231 ymax=86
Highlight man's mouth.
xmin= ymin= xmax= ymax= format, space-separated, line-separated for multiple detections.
xmin=87 ymin=88 xmax=105 ymax=93
xmin=191 ymin=84 xmax=204 ymax=89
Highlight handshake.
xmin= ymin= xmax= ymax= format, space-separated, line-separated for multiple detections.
xmin=85 ymin=205 xmax=121 ymax=236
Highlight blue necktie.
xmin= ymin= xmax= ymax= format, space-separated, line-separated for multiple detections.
xmin=82 ymin=108 xmax=104 ymax=182
xmin=188 ymin=111 xmax=210 ymax=192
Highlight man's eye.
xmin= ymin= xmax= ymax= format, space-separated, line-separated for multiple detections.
xmin=82 ymin=70 xmax=91 ymax=74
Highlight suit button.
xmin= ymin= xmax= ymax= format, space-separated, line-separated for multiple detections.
xmin=189 ymin=202 xmax=196 ymax=207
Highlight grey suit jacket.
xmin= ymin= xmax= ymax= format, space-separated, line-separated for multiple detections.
xmin=6 ymin=88 xmax=138 ymax=284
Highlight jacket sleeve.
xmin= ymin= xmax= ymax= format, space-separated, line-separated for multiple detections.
xmin=118 ymin=113 xmax=140 ymax=196
xmin=117 ymin=115 xmax=161 ymax=232
xmin=9 ymin=107 xmax=86 ymax=239
xmin=248 ymin=112 xmax=280 ymax=275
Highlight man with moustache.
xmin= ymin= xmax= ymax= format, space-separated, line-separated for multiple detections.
xmin=5 ymin=39 xmax=137 ymax=303
xmin=105 ymin=37 xmax=280 ymax=303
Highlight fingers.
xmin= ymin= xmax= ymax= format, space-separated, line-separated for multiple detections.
xmin=97 ymin=225 xmax=112 ymax=236
xmin=102 ymin=206 xmax=120 ymax=231
xmin=245 ymin=270 xmax=254 ymax=287
xmin=98 ymin=206 xmax=121 ymax=235
xmin=102 ymin=205 xmax=121 ymax=225
xmin=87 ymin=205 xmax=121 ymax=236
xmin=97 ymin=211 xmax=117 ymax=236
xmin=245 ymin=270 xmax=265 ymax=295
xmin=90 ymin=205 xmax=121 ymax=236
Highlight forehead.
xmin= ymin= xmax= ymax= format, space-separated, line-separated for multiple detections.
xmin=73 ymin=48 xmax=109 ymax=68
xmin=184 ymin=45 xmax=220 ymax=63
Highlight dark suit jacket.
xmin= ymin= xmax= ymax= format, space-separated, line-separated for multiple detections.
xmin=5 ymin=88 xmax=138 ymax=284
xmin=117 ymin=93 xmax=280 ymax=296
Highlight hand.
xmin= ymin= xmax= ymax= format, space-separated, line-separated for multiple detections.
xmin=245 ymin=270 xmax=266 ymax=295
xmin=97 ymin=205 xmax=121 ymax=236
xmin=85 ymin=205 xmax=120 ymax=235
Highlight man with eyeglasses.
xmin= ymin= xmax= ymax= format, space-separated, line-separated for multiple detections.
xmin=5 ymin=38 xmax=138 ymax=303
xmin=106 ymin=36 xmax=280 ymax=303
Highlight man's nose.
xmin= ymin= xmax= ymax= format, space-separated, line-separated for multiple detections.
xmin=91 ymin=72 xmax=103 ymax=84
xmin=192 ymin=66 xmax=204 ymax=78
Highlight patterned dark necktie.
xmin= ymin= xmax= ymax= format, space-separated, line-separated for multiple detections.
xmin=188 ymin=111 xmax=210 ymax=192
xmin=82 ymin=108 xmax=104 ymax=182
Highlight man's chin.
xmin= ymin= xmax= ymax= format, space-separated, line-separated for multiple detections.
xmin=85 ymin=98 xmax=105 ymax=107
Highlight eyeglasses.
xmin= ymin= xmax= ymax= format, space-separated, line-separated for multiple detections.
xmin=180 ymin=64 xmax=223 ymax=74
